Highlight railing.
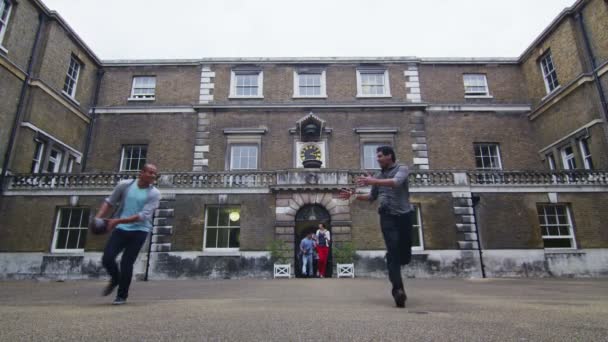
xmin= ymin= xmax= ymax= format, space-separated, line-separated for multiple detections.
xmin=348 ymin=171 xmax=455 ymax=186
xmin=171 ymin=172 xmax=276 ymax=188
xmin=5 ymin=170 xmax=608 ymax=192
xmin=467 ymin=170 xmax=608 ymax=186
xmin=7 ymin=173 xmax=137 ymax=190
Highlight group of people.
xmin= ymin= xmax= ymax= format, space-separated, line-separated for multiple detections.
xmin=299 ymin=223 xmax=331 ymax=278
xmin=95 ymin=145 xmax=413 ymax=308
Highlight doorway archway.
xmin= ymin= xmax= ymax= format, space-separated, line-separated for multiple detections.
xmin=294 ymin=204 xmax=332 ymax=278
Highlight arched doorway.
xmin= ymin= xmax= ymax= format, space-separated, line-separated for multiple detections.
xmin=295 ymin=204 xmax=332 ymax=278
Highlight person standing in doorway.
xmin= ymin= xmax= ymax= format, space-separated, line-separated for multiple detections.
xmin=300 ymin=231 xmax=316 ymax=278
xmin=339 ymin=146 xmax=413 ymax=308
xmin=315 ymin=223 xmax=331 ymax=278
xmin=95 ymin=164 xmax=161 ymax=305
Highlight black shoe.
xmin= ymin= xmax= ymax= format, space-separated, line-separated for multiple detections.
xmin=102 ymin=281 xmax=118 ymax=297
xmin=392 ymin=288 xmax=407 ymax=308
xmin=112 ymin=296 xmax=127 ymax=305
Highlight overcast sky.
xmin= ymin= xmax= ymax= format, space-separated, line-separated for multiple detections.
xmin=42 ymin=0 xmax=576 ymax=60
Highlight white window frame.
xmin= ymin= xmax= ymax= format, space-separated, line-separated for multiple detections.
xmin=362 ymin=142 xmax=390 ymax=170
xmin=578 ymin=138 xmax=593 ymax=170
xmin=540 ymin=51 xmax=560 ymax=95
xmin=230 ymin=70 xmax=263 ymax=98
xmin=537 ymin=204 xmax=576 ymax=250
xmin=31 ymin=141 xmax=46 ymax=174
xmin=463 ymin=74 xmax=492 ymax=98
xmin=411 ymin=205 xmax=424 ymax=251
xmin=62 ymin=56 xmax=81 ymax=99
xmin=66 ymin=155 xmax=77 ymax=173
xmin=51 ymin=207 xmax=90 ymax=253
xmin=0 ymin=0 xmax=13 ymax=49
xmin=546 ymin=153 xmax=557 ymax=170
xmin=293 ymin=70 xmax=327 ymax=98
xmin=229 ymin=144 xmax=259 ymax=170
xmin=474 ymin=143 xmax=503 ymax=170
xmin=203 ymin=206 xmax=241 ymax=252
xmin=356 ymin=69 xmax=391 ymax=98
xmin=120 ymin=145 xmax=148 ymax=172
xmin=560 ymin=145 xmax=576 ymax=170
xmin=129 ymin=76 xmax=156 ymax=101
xmin=46 ymin=147 xmax=63 ymax=173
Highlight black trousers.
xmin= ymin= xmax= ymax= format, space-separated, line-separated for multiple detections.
xmin=102 ymin=229 xmax=148 ymax=299
xmin=380 ymin=211 xmax=413 ymax=291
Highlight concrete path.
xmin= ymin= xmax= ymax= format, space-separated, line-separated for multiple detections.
xmin=1 ymin=278 xmax=607 ymax=341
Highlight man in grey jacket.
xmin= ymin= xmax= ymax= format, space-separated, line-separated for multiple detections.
xmin=96 ymin=164 xmax=161 ymax=305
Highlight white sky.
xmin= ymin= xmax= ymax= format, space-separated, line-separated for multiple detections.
xmin=42 ymin=0 xmax=576 ymax=60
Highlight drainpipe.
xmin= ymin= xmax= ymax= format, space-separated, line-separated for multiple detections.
xmin=576 ymin=12 xmax=608 ymax=132
xmin=0 ymin=13 xmax=46 ymax=195
xmin=471 ymin=195 xmax=486 ymax=278
xmin=81 ymin=69 xmax=105 ymax=172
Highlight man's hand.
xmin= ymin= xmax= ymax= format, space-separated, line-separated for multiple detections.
xmin=338 ymin=188 xmax=355 ymax=200
xmin=356 ymin=173 xmax=375 ymax=187
xmin=104 ymin=219 xmax=120 ymax=232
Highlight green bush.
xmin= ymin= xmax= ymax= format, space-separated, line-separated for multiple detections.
xmin=333 ymin=241 xmax=356 ymax=264
xmin=267 ymin=239 xmax=290 ymax=264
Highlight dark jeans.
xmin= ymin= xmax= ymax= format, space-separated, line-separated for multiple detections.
xmin=102 ymin=229 xmax=149 ymax=299
xmin=380 ymin=211 xmax=413 ymax=291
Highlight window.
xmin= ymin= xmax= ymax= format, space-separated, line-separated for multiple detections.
xmin=474 ymin=143 xmax=502 ymax=169
xmin=62 ymin=56 xmax=81 ymax=98
xmin=411 ymin=205 xmax=424 ymax=251
xmin=130 ymin=76 xmax=156 ymax=100
xmin=463 ymin=74 xmax=490 ymax=96
xmin=204 ymin=207 xmax=240 ymax=250
xmin=357 ymin=69 xmax=390 ymax=97
xmin=46 ymin=147 xmax=63 ymax=173
xmin=537 ymin=204 xmax=576 ymax=249
xmin=120 ymin=145 xmax=147 ymax=172
xmin=540 ymin=51 xmax=559 ymax=94
xmin=52 ymin=207 xmax=90 ymax=252
xmin=294 ymin=70 xmax=326 ymax=97
xmin=31 ymin=141 xmax=46 ymax=173
xmin=230 ymin=145 xmax=258 ymax=170
xmin=561 ymin=145 xmax=576 ymax=170
xmin=66 ymin=155 xmax=77 ymax=173
xmin=0 ymin=0 xmax=12 ymax=46
xmin=546 ymin=153 xmax=557 ymax=170
xmin=579 ymin=138 xmax=594 ymax=170
xmin=231 ymin=70 xmax=263 ymax=97
xmin=362 ymin=143 xmax=386 ymax=170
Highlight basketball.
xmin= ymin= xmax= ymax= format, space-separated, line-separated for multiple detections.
xmin=89 ymin=217 xmax=108 ymax=235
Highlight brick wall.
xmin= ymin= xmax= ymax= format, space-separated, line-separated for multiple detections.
xmin=97 ymin=65 xmax=200 ymax=107
xmin=87 ymin=113 xmax=197 ymax=172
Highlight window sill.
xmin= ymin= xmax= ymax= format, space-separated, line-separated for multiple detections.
xmin=228 ymin=96 xmax=264 ymax=99
xmin=0 ymin=45 xmax=7 ymax=55
xmin=201 ymin=250 xmax=241 ymax=257
xmin=61 ymin=90 xmax=81 ymax=106
xmin=465 ymin=94 xmax=493 ymax=99
xmin=541 ymin=85 xmax=562 ymax=101
xmin=544 ymin=249 xmax=583 ymax=254
xmin=128 ymin=97 xmax=155 ymax=102
xmin=356 ymin=94 xmax=392 ymax=98
xmin=292 ymin=95 xmax=328 ymax=99
xmin=49 ymin=250 xmax=85 ymax=255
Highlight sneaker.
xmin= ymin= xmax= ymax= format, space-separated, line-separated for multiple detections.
xmin=112 ymin=297 xmax=127 ymax=305
xmin=102 ymin=281 xmax=118 ymax=297
xmin=392 ymin=288 xmax=407 ymax=308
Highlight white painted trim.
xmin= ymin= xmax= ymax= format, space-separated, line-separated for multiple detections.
xmin=0 ymin=44 xmax=7 ymax=54
xmin=223 ymin=128 xmax=268 ymax=135
xmin=427 ymin=104 xmax=531 ymax=112
xmin=0 ymin=1 xmax=12 ymax=49
xmin=463 ymin=74 xmax=491 ymax=97
xmin=4 ymin=188 xmax=273 ymax=196
xmin=94 ymin=107 xmax=196 ymax=114
xmin=356 ymin=68 xmax=391 ymax=97
xmin=20 ymin=122 xmax=83 ymax=161
xmin=354 ymin=128 xmax=399 ymax=134
xmin=197 ymin=103 xmax=427 ymax=109
xmin=464 ymin=95 xmax=494 ymax=99
xmin=127 ymin=97 xmax=155 ymax=102
xmin=230 ymin=69 xmax=264 ymax=98
xmin=538 ymin=119 xmax=603 ymax=154
xmin=293 ymin=70 xmax=327 ymax=98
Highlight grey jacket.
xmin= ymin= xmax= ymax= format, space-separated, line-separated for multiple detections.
xmin=104 ymin=179 xmax=161 ymax=231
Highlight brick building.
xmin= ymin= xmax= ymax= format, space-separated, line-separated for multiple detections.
xmin=0 ymin=0 xmax=607 ymax=279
